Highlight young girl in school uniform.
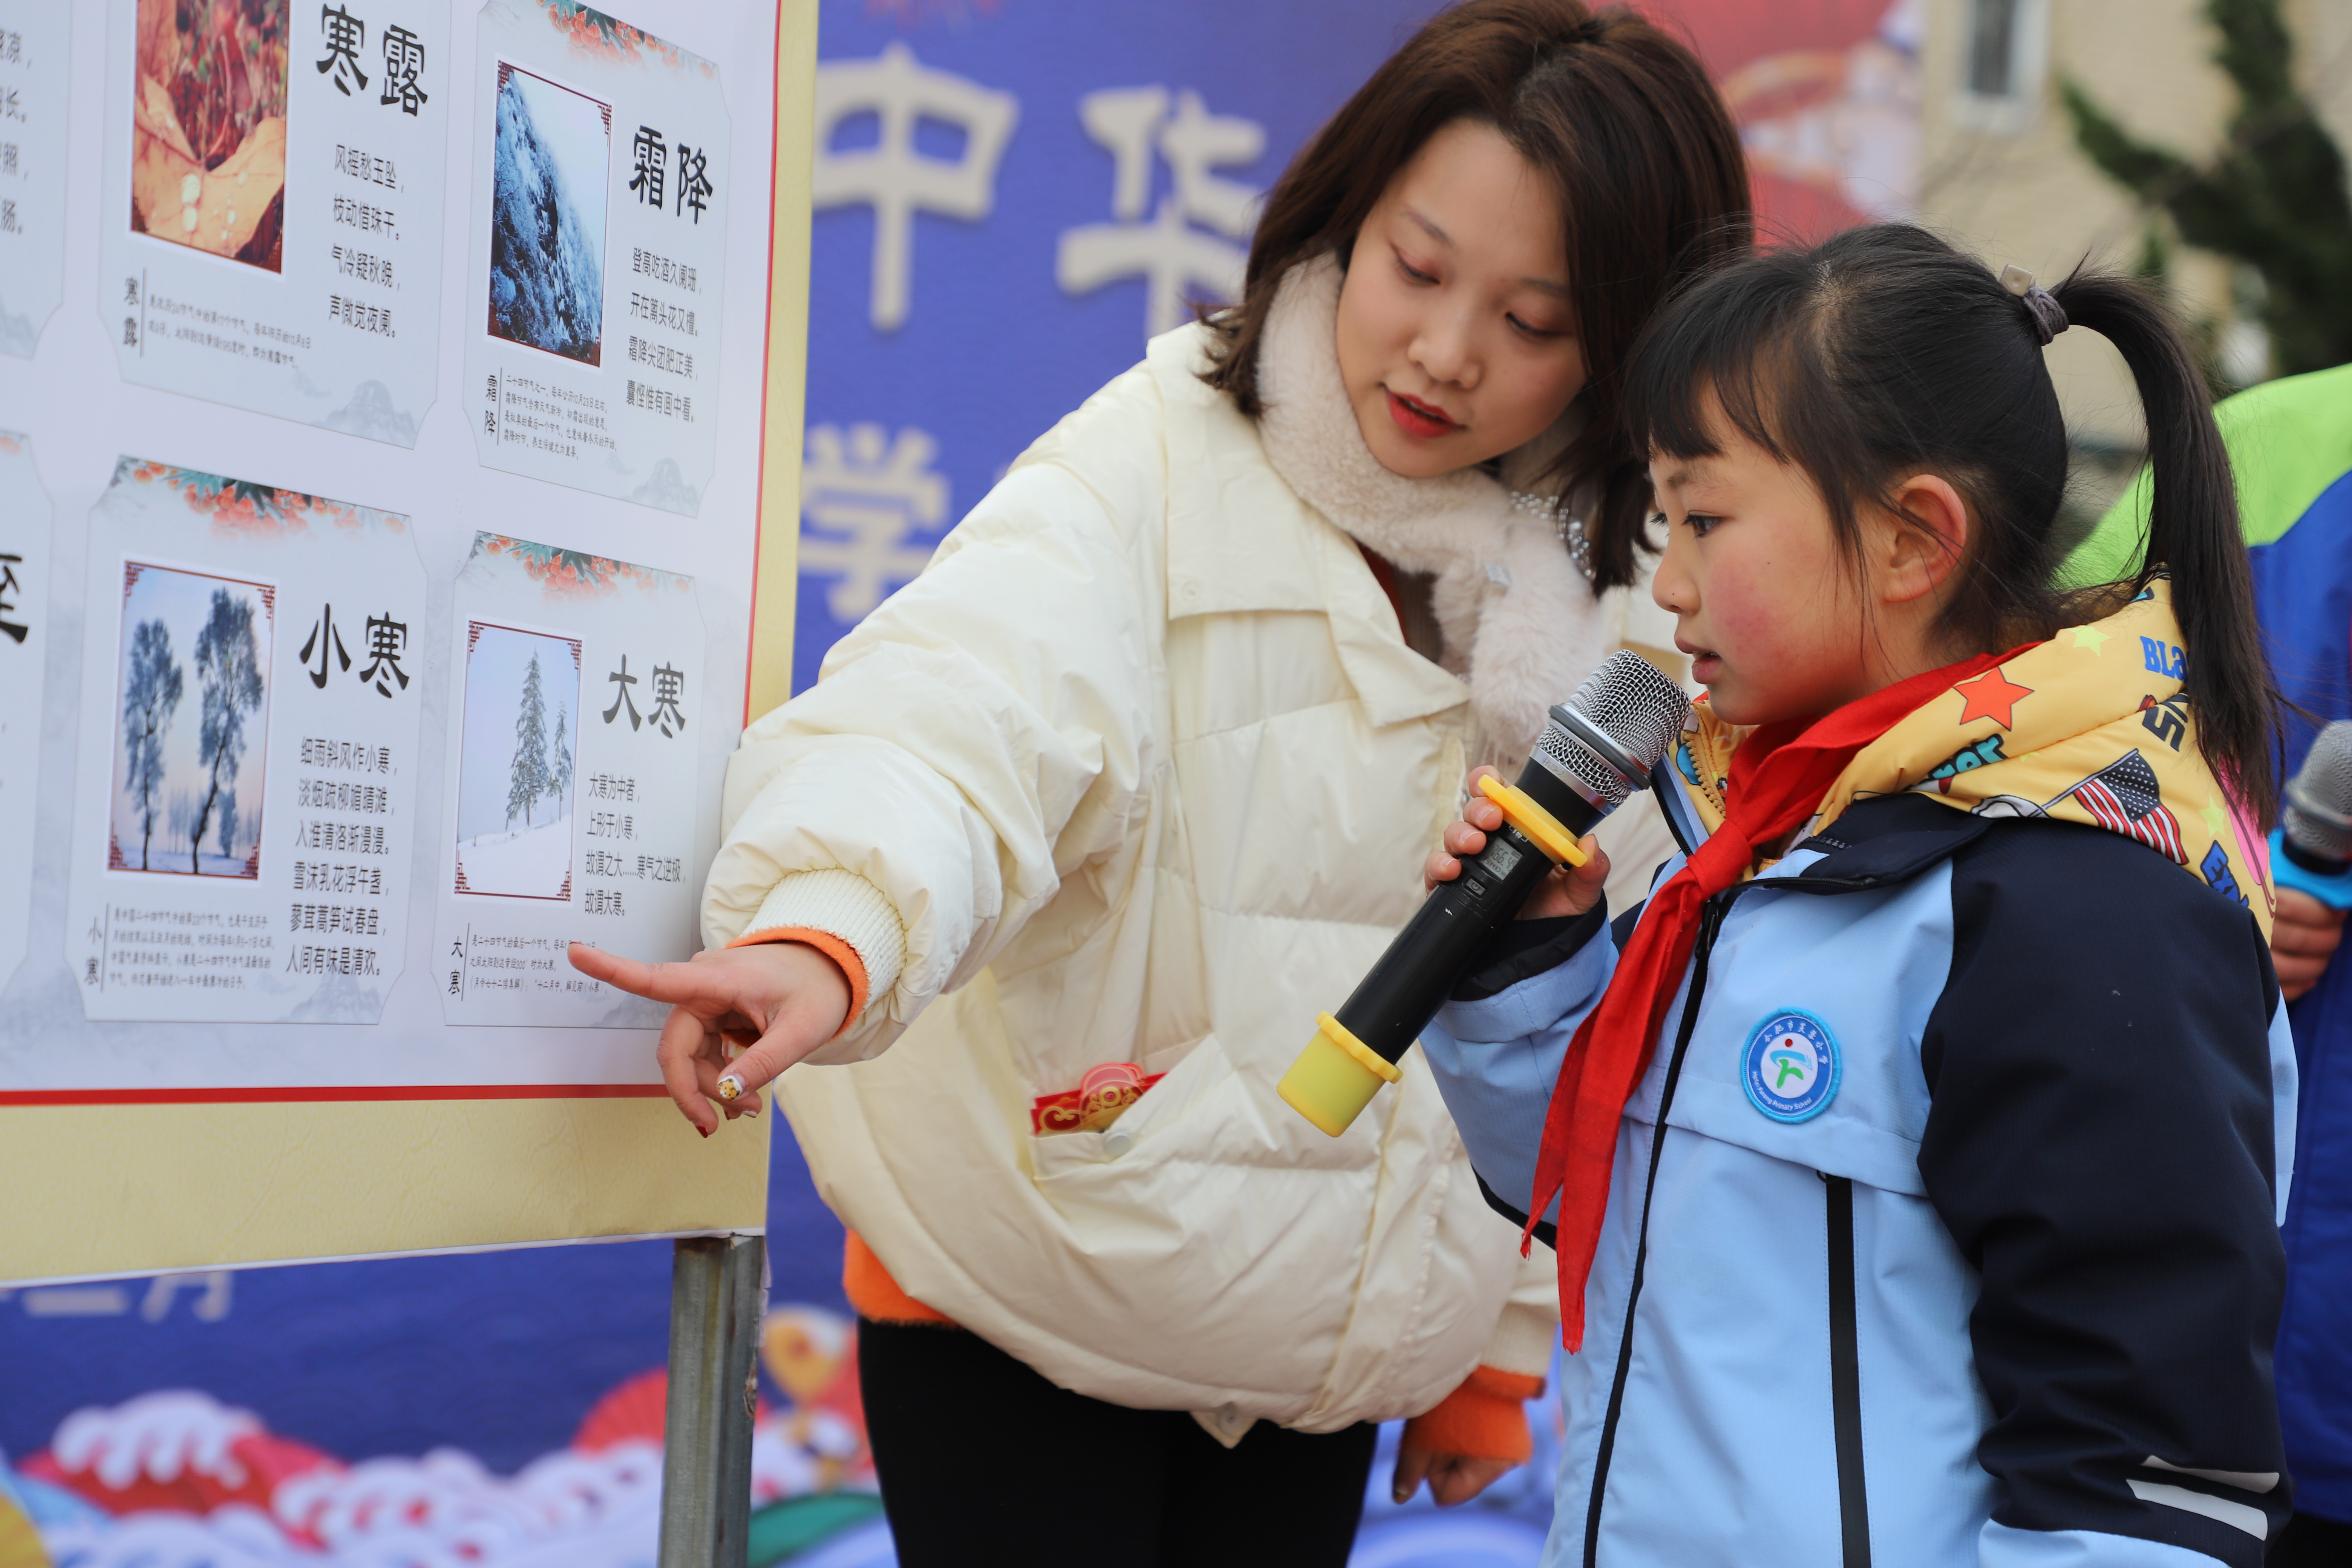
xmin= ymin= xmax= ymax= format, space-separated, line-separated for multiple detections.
xmin=1422 ymin=223 xmax=2297 ymax=1568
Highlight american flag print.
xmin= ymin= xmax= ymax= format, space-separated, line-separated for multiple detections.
xmin=2067 ymin=750 xmax=2187 ymax=863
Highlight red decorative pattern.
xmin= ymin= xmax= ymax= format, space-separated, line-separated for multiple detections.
xmin=1030 ymin=1062 xmax=1166 ymax=1135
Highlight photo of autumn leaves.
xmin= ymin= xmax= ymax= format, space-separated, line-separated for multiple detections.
xmin=131 ymin=0 xmax=289 ymax=273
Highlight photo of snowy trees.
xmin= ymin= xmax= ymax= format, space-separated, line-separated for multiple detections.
xmin=108 ymin=562 xmax=272 ymax=878
xmin=486 ymin=63 xmax=608 ymax=364
xmin=454 ymin=621 xmax=580 ymax=900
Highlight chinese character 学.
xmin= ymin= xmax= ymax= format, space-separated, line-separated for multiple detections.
xmin=302 ymin=604 xmax=351 ymax=689
xmin=812 ymin=44 xmax=1018 ymax=332
xmin=317 ymin=5 xmax=369 ymax=97
xmin=1058 ymin=88 xmax=1265 ymax=338
xmin=0 ymin=553 xmax=24 ymax=645
xmin=629 ymin=126 xmax=666 ymax=210
xmin=798 ymin=424 xmax=948 ymax=621
xmin=380 ymin=24 xmax=428 ymax=116
xmin=674 ymin=143 xmax=714 ymax=224
xmin=604 ymin=654 xmax=640 ymax=730
xmin=358 ymin=613 xmax=408 ymax=696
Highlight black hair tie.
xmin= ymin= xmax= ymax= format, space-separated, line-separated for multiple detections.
xmin=1998 ymin=264 xmax=2068 ymax=346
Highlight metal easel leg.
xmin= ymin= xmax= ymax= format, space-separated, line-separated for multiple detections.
xmin=657 ymin=1232 xmax=766 ymax=1568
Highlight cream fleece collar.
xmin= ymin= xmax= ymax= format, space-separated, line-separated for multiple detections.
xmin=1253 ymin=254 xmax=1611 ymax=770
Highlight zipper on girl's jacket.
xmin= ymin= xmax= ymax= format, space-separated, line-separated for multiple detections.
xmin=1576 ymin=868 xmax=1891 ymax=1563
xmin=1580 ymin=892 xmax=1729 ymax=1568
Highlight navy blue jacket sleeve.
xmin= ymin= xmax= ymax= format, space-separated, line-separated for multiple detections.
xmin=1918 ymin=818 xmax=2290 ymax=1566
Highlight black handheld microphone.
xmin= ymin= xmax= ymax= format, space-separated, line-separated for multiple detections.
xmin=1279 ymin=651 xmax=1693 ymax=1135
xmin=2277 ymin=720 xmax=2352 ymax=902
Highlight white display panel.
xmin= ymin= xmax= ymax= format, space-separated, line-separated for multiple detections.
xmin=462 ymin=0 xmax=730 ymax=513
xmin=0 ymin=0 xmax=779 ymax=1098
xmin=0 ymin=6 xmax=71 ymax=357
xmin=0 ymin=430 xmax=49 ymax=989
xmin=101 ymin=0 xmax=453 ymax=443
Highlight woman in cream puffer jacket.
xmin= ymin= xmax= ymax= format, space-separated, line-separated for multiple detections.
xmin=576 ymin=4 xmax=1747 ymax=1561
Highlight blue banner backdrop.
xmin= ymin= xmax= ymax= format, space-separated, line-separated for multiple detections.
xmin=2 ymin=3 xmax=1914 ymax=1564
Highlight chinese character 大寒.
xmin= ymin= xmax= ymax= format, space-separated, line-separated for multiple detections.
xmin=649 ymin=664 xmax=686 ymax=737
xmin=379 ymin=24 xmax=427 ymax=115
xmin=302 ymin=604 xmax=352 ymax=689
xmin=1058 ymin=88 xmax=1265 ymax=339
xmin=358 ymin=613 xmax=408 ymax=696
xmin=629 ymin=126 xmax=666 ymax=210
xmin=317 ymin=5 xmax=369 ymax=97
xmin=0 ymin=553 xmax=24 ymax=645
xmin=674 ymin=143 xmax=714 ymax=224
xmin=603 ymin=654 xmax=640 ymax=730
xmin=812 ymin=44 xmax=1018 ymax=331
xmin=797 ymin=424 xmax=948 ymax=622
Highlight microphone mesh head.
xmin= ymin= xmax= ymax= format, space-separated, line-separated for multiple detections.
xmin=2286 ymin=721 xmax=2352 ymax=863
xmin=1534 ymin=651 xmax=1694 ymax=808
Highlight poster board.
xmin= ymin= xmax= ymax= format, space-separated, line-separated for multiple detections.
xmin=0 ymin=0 xmax=815 ymax=1285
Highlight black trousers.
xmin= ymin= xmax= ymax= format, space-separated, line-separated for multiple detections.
xmin=2271 ymin=1510 xmax=2352 ymax=1565
xmin=858 ymin=1317 xmax=1378 ymax=1567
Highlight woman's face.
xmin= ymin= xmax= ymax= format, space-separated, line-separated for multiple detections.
xmin=1335 ymin=118 xmax=1586 ymax=479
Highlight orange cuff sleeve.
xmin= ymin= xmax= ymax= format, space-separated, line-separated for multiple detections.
xmin=842 ymin=1231 xmax=955 ymax=1327
xmin=726 ymin=926 xmax=868 ymax=1037
xmin=1400 ymin=1365 xmax=1543 ymax=1464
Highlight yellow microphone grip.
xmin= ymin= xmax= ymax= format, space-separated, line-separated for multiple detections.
xmin=1277 ymin=1012 xmax=1401 ymax=1137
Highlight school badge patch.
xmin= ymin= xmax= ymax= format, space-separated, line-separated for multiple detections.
xmin=1742 ymin=1011 xmax=1841 ymax=1123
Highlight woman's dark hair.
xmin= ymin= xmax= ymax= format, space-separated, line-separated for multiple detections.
xmin=1622 ymin=223 xmax=2281 ymax=821
xmin=1199 ymin=0 xmax=1750 ymax=591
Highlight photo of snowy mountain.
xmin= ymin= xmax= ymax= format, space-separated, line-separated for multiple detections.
xmin=487 ymin=63 xmax=609 ymax=364
xmin=108 ymin=561 xmax=271 ymax=879
xmin=454 ymin=621 xmax=580 ymax=900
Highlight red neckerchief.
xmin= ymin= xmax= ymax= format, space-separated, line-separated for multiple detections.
xmin=1528 ymin=648 xmax=2020 ymax=1349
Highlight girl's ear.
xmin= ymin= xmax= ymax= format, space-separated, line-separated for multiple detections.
xmin=1878 ymin=473 xmax=1971 ymax=606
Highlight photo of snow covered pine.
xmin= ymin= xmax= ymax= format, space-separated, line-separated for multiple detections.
xmin=455 ymin=622 xmax=580 ymax=900
xmin=109 ymin=562 xmax=272 ymax=878
xmin=487 ymin=63 xmax=608 ymax=365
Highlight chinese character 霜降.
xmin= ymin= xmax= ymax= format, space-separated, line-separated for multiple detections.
xmin=674 ymin=144 xmax=714 ymax=224
xmin=317 ymin=5 xmax=370 ymax=97
xmin=629 ymin=126 xmax=666 ymax=210
xmin=302 ymin=604 xmax=352 ymax=689
xmin=358 ymin=612 xmax=408 ymax=696
xmin=603 ymin=654 xmax=641 ymax=730
xmin=811 ymin=44 xmax=1018 ymax=331
xmin=380 ymin=24 xmax=427 ymax=115
xmin=649 ymin=663 xmax=686 ymax=737
xmin=0 ymin=553 xmax=24 ymax=645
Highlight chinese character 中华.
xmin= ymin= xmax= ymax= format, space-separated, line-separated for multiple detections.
xmin=1057 ymin=87 xmax=1265 ymax=339
xmin=811 ymin=44 xmax=1018 ymax=332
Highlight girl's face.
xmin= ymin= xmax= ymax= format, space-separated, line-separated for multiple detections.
xmin=1650 ymin=395 xmax=1969 ymax=728
xmin=1335 ymin=118 xmax=1586 ymax=479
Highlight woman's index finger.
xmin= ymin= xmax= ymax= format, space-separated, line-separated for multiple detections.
xmin=568 ymin=943 xmax=728 ymax=1008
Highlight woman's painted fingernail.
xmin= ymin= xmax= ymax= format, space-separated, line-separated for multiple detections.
xmin=1392 ymin=1482 xmax=1412 ymax=1504
xmin=697 ymin=1125 xmax=713 ymax=1139
xmin=741 ymin=1101 xmax=762 ymax=1119
xmin=716 ymin=1073 xmax=744 ymax=1102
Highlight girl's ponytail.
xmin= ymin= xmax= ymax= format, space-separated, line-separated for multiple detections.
xmin=2050 ymin=272 xmax=2282 ymax=822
